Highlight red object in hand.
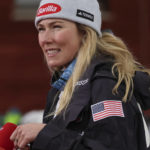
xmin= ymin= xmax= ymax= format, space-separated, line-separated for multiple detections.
xmin=0 ymin=146 xmax=6 ymax=150
xmin=0 ymin=122 xmax=17 ymax=150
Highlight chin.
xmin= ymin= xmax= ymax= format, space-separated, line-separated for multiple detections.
xmin=47 ymin=63 xmax=61 ymax=71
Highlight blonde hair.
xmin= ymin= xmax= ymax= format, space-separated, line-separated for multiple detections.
xmin=53 ymin=24 xmax=150 ymax=117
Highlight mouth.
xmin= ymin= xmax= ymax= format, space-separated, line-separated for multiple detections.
xmin=46 ymin=48 xmax=61 ymax=56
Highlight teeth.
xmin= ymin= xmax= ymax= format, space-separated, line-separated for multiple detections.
xmin=46 ymin=49 xmax=60 ymax=55
xmin=47 ymin=50 xmax=58 ymax=54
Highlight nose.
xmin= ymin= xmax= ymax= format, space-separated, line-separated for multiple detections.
xmin=39 ymin=30 xmax=53 ymax=45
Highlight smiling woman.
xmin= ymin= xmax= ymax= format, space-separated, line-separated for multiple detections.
xmin=37 ymin=19 xmax=83 ymax=70
xmin=10 ymin=0 xmax=150 ymax=150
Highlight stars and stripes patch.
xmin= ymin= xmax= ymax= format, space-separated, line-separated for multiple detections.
xmin=91 ymin=100 xmax=124 ymax=122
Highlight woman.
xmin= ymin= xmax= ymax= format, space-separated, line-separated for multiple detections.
xmin=10 ymin=0 xmax=150 ymax=149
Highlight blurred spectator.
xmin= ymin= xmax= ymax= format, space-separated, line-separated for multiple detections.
xmin=20 ymin=110 xmax=43 ymax=124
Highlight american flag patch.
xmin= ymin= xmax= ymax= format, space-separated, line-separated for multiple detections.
xmin=91 ymin=100 xmax=124 ymax=122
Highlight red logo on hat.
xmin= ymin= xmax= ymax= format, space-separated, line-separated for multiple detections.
xmin=37 ymin=3 xmax=61 ymax=16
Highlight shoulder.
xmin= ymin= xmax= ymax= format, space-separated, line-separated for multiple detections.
xmin=84 ymin=54 xmax=115 ymax=81
xmin=91 ymin=55 xmax=116 ymax=81
xmin=88 ymin=55 xmax=125 ymax=102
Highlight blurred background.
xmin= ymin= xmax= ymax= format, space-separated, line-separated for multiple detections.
xmin=0 ymin=0 xmax=150 ymax=125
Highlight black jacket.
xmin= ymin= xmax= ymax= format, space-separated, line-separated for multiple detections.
xmin=32 ymin=55 xmax=150 ymax=150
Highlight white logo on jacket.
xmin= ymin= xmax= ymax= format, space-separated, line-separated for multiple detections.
xmin=76 ymin=79 xmax=89 ymax=86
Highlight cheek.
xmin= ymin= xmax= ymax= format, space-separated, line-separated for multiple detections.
xmin=38 ymin=35 xmax=43 ymax=48
xmin=55 ymin=32 xmax=67 ymax=44
xmin=38 ymin=36 xmax=45 ymax=54
xmin=55 ymin=31 xmax=81 ymax=51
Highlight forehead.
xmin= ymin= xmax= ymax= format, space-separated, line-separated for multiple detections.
xmin=37 ymin=18 xmax=76 ymax=26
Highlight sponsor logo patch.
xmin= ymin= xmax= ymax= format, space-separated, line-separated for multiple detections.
xmin=37 ymin=3 xmax=61 ymax=16
xmin=91 ymin=100 xmax=124 ymax=122
xmin=76 ymin=79 xmax=89 ymax=86
xmin=76 ymin=9 xmax=94 ymax=22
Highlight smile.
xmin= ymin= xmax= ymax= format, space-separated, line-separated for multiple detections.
xmin=46 ymin=49 xmax=60 ymax=56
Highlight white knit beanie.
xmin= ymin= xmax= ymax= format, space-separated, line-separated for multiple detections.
xmin=35 ymin=0 xmax=102 ymax=36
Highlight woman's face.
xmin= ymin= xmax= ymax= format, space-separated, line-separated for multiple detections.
xmin=37 ymin=18 xmax=83 ymax=70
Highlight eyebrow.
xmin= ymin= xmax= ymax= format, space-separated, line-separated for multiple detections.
xmin=38 ymin=20 xmax=64 ymax=27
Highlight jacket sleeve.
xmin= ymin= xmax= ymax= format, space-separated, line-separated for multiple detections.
xmin=79 ymin=71 xmax=149 ymax=150
xmin=80 ymin=75 xmax=138 ymax=150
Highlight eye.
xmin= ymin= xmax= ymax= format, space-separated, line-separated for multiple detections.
xmin=53 ymin=25 xmax=62 ymax=29
xmin=37 ymin=27 xmax=45 ymax=32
